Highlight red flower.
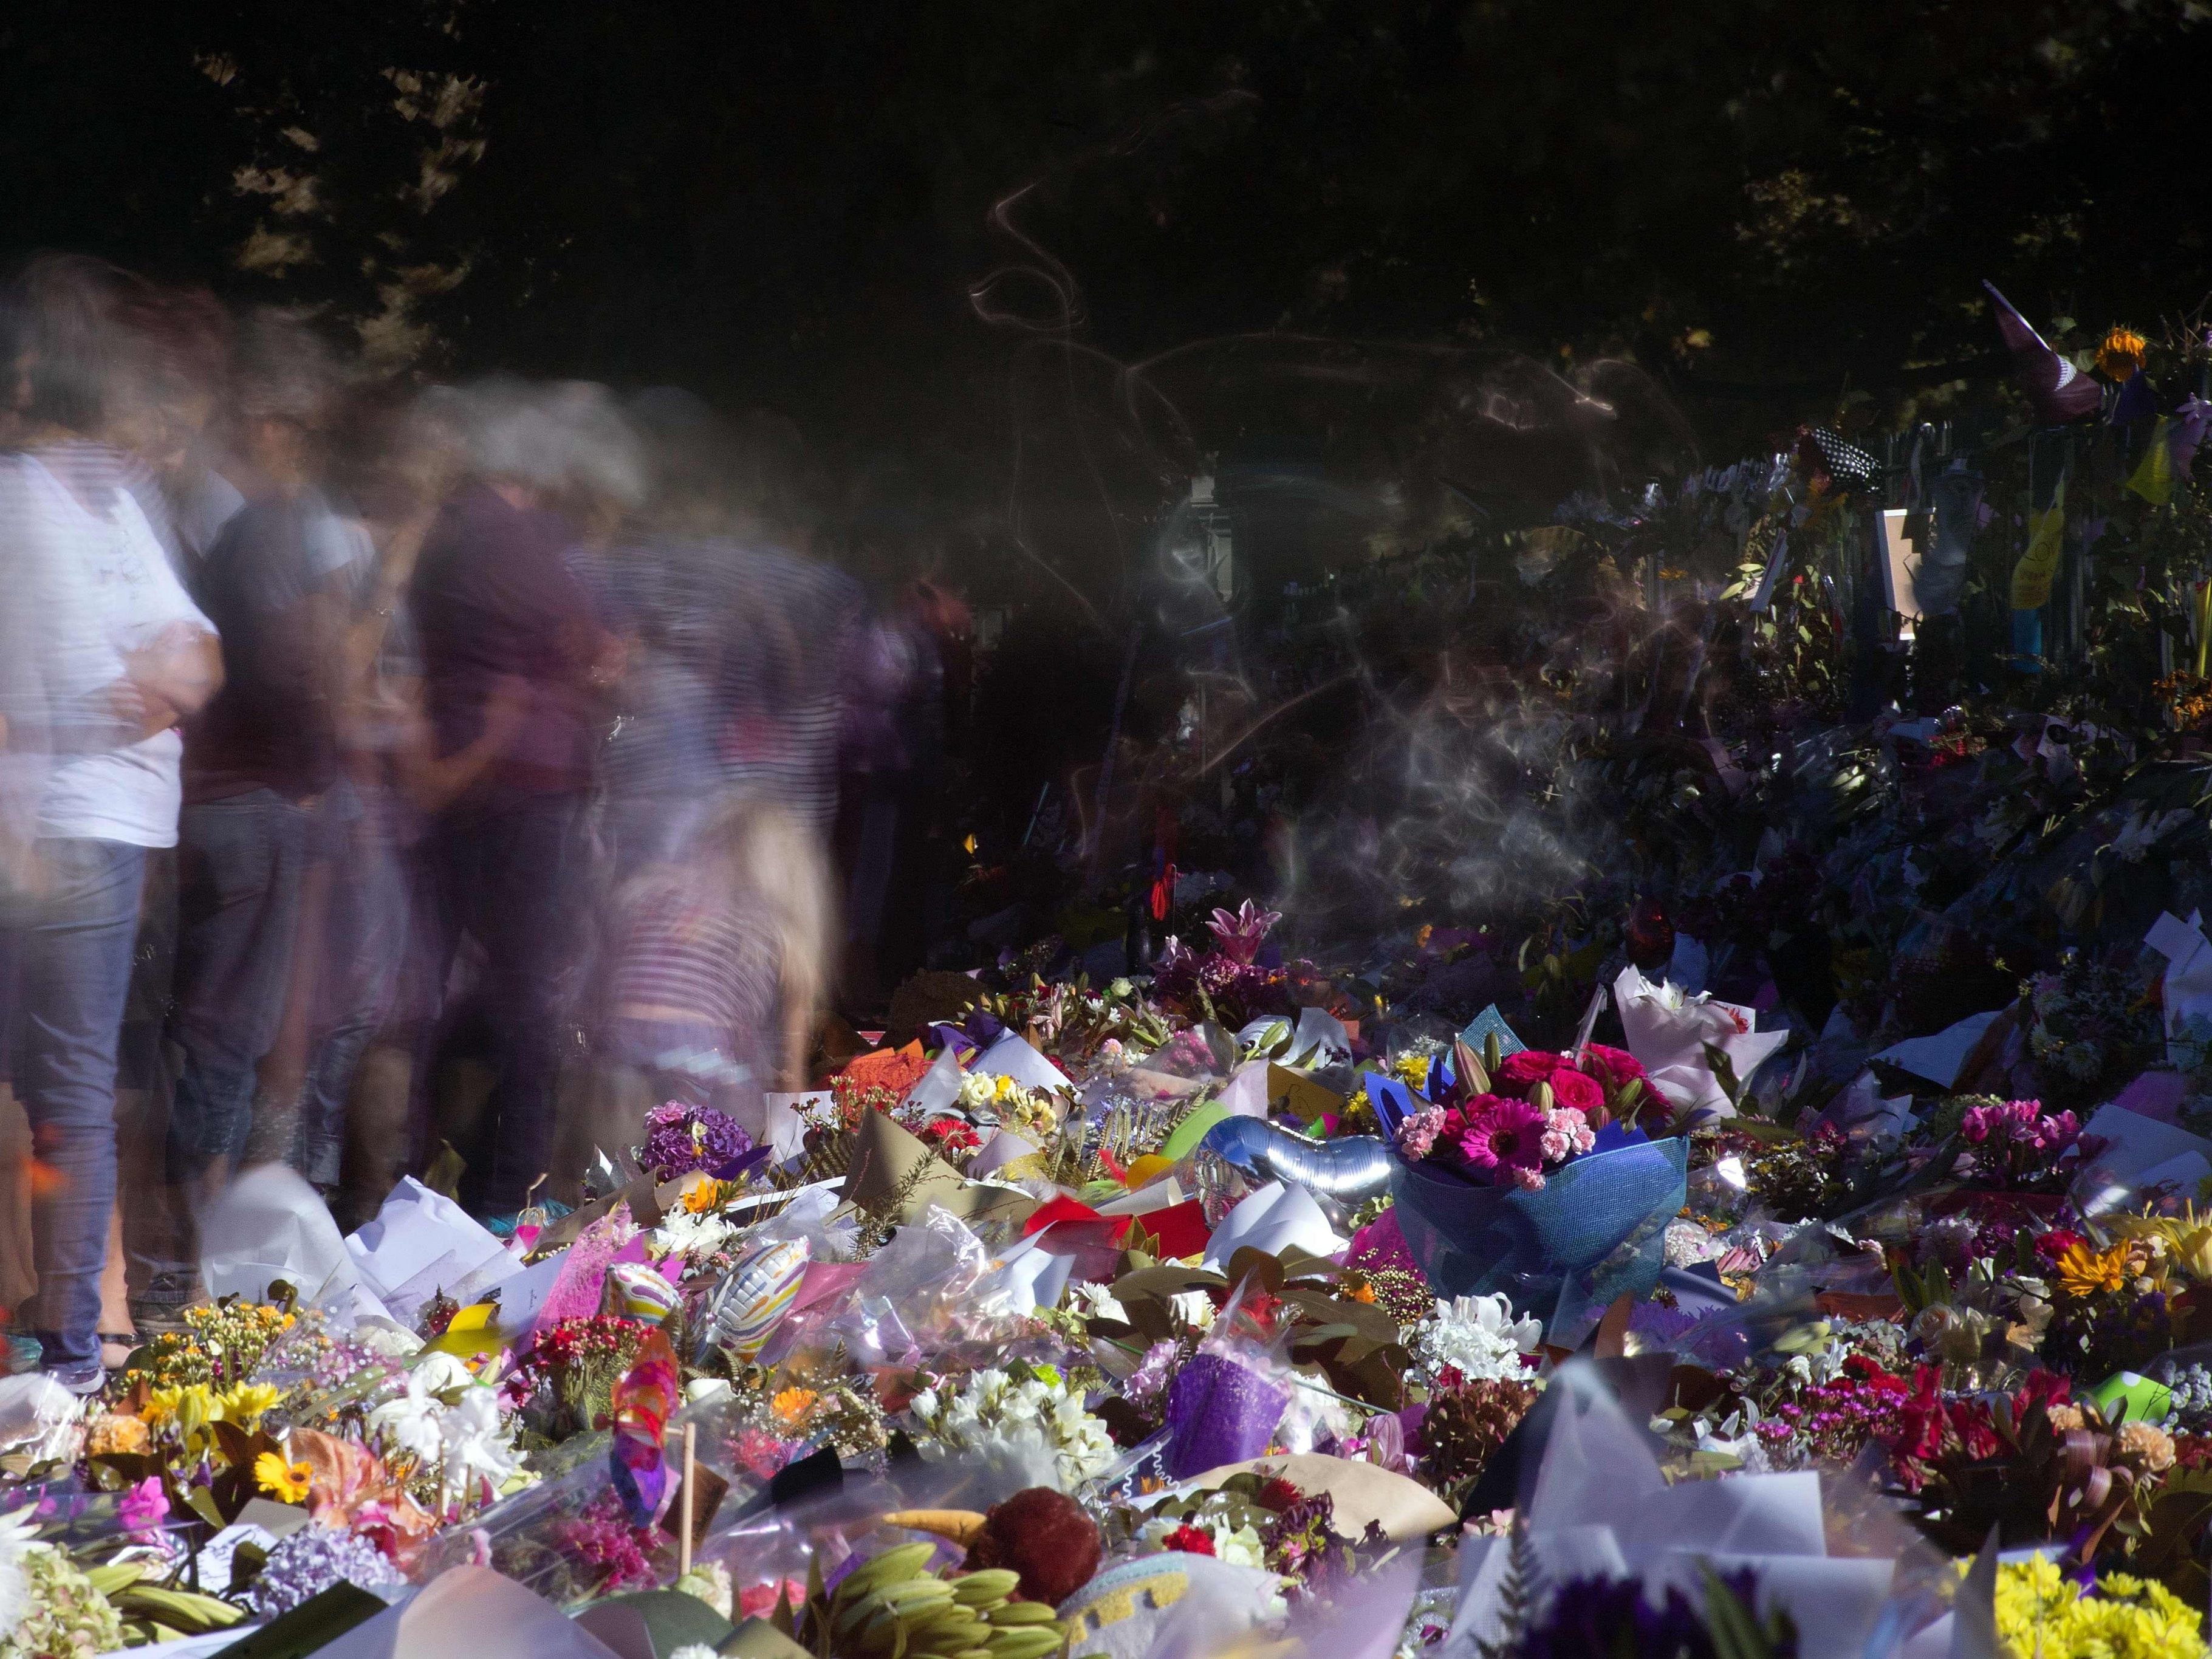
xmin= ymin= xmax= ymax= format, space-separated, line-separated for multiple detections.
xmin=1253 ymin=1477 xmax=1304 ymax=1513
xmin=1950 ymin=1400 xmax=2002 ymax=1462
xmin=1580 ymin=1044 xmax=1648 ymax=1089
xmin=2033 ymin=1229 xmax=2083 ymax=1267
xmin=1544 ymin=1069 xmax=1605 ymax=1115
xmin=1888 ymin=1366 xmax=1949 ymax=1463
xmin=1160 ymin=1524 xmax=1215 ymax=1556
xmin=1496 ymin=1051 xmax=1572 ymax=1094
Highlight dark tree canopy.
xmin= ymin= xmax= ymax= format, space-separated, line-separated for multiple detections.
xmin=7 ymin=1 xmax=2211 ymax=524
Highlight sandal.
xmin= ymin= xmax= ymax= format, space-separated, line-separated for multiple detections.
xmin=98 ymin=1332 xmax=137 ymax=1369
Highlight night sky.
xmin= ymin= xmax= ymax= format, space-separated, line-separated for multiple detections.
xmin=9 ymin=2 xmax=2212 ymax=562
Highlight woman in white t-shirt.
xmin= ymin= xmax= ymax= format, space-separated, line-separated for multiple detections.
xmin=0 ymin=253 xmax=222 ymax=1390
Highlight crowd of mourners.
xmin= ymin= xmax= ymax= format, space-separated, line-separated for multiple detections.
xmin=0 ymin=253 xmax=965 ymax=1393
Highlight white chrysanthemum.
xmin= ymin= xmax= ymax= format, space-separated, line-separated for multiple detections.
xmin=907 ymin=1366 xmax=1115 ymax=1486
xmin=1409 ymin=1293 xmax=1541 ymax=1382
xmin=651 ymin=1207 xmax=737 ymax=1260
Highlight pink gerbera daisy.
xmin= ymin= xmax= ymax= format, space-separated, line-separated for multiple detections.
xmin=1454 ymin=1094 xmax=1549 ymax=1182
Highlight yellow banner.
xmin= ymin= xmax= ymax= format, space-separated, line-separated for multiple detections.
xmin=2010 ymin=481 xmax=2066 ymax=610
xmin=2127 ymin=417 xmax=2176 ymax=506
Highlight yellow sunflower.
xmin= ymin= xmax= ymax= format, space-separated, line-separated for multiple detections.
xmin=253 ymin=1451 xmax=312 ymax=1503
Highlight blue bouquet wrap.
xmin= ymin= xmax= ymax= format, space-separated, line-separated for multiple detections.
xmin=1388 ymin=1134 xmax=1687 ymax=1346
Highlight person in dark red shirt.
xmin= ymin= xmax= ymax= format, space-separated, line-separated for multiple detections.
xmin=408 ymin=381 xmax=620 ymax=1213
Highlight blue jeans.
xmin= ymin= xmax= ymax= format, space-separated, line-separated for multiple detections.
xmin=295 ymin=782 xmax=411 ymax=1188
xmin=165 ymin=790 xmax=310 ymax=1182
xmin=9 ymin=838 xmax=145 ymax=1369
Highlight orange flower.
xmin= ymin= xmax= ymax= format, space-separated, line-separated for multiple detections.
xmin=86 ymin=1414 xmax=149 ymax=1457
xmin=838 ymin=1041 xmax=931 ymax=1098
xmin=770 ymin=1386 xmax=818 ymax=1428
xmin=2099 ymin=326 xmax=2147 ymax=381
xmin=2055 ymin=1240 xmax=2132 ymax=1299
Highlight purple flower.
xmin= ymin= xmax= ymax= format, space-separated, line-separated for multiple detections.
xmin=1957 ymin=1098 xmax=2090 ymax=1189
xmin=1205 ymin=900 xmax=1282 ymax=966
xmin=639 ymin=1101 xmax=752 ymax=1182
xmin=1126 ymin=1339 xmax=1180 ymax=1403
xmin=245 ymin=1527 xmax=403 ymax=1618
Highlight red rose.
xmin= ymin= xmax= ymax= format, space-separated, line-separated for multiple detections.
xmin=1496 ymin=1050 xmax=1572 ymax=1095
xmin=1580 ymin=1044 xmax=1648 ymax=1089
xmin=1544 ymin=1068 xmax=1605 ymax=1116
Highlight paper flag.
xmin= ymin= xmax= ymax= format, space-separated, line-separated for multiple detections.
xmin=1984 ymin=281 xmax=2101 ymax=424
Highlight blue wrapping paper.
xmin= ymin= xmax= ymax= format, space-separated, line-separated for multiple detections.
xmin=1389 ymin=1136 xmax=1688 ymax=1347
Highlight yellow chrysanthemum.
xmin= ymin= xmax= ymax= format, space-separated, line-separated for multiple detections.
xmin=219 ymin=1383 xmax=282 ymax=1426
xmin=253 ymin=1451 xmax=312 ymax=1504
xmin=1992 ymin=1555 xmax=2209 ymax=1659
xmin=1392 ymin=1053 xmax=1433 ymax=1087
xmin=2055 ymin=1240 xmax=2133 ymax=1299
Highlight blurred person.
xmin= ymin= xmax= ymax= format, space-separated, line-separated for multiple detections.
xmin=625 ymin=390 xmax=865 ymax=837
xmin=282 ymin=385 xmax=470 ymax=1225
xmin=104 ymin=284 xmax=241 ymax=576
xmin=0 ymin=253 xmax=222 ymax=1389
xmin=98 ymin=284 xmax=238 ymax=1350
xmin=141 ymin=311 xmax=349 ymax=1316
xmin=569 ymin=795 xmax=831 ymax=1177
xmin=837 ymin=573 xmax=949 ymax=1005
xmin=409 ymin=380 xmax=615 ymax=1215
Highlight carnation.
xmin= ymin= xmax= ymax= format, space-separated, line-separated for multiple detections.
xmin=1395 ymin=1104 xmax=1447 ymax=1160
